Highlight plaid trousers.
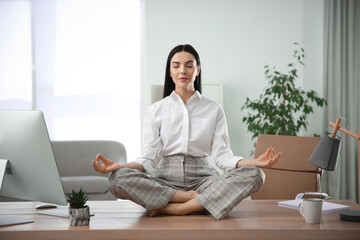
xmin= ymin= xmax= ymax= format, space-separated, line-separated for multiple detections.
xmin=108 ymin=155 xmax=265 ymax=220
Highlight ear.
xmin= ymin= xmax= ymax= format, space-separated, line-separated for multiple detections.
xmin=196 ymin=65 xmax=201 ymax=76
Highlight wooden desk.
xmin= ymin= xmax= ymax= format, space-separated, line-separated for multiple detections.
xmin=0 ymin=200 xmax=359 ymax=240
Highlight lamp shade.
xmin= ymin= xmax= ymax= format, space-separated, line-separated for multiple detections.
xmin=309 ymin=133 xmax=341 ymax=171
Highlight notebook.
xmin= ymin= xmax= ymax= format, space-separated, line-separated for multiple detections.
xmin=278 ymin=200 xmax=351 ymax=214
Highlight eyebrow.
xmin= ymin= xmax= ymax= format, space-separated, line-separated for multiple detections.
xmin=171 ymin=60 xmax=195 ymax=64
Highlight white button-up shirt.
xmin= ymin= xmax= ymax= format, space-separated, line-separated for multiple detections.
xmin=134 ymin=91 xmax=243 ymax=172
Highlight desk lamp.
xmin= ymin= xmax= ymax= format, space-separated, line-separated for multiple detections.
xmin=309 ymin=117 xmax=360 ymax=222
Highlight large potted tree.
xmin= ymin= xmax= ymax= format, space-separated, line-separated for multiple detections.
xmin=241 ymin=43 xmax=327 ymax=154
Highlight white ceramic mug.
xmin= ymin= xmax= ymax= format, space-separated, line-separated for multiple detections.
xmin=298 ymin=198 xmax=323 ymax=224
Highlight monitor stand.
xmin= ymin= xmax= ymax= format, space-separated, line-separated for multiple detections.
xmin=0 ymin=159 xmax=8 ymax=190
xmin=0 ymin=159 xmax=34 ymax=226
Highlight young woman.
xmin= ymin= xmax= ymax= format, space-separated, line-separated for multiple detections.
xmin=92 ymin=44 xmax=281 ymax=220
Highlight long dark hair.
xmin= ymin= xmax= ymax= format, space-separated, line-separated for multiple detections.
xmin=163 ymin=44 xmax=202 ymax=98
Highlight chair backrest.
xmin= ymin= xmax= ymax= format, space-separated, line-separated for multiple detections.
xmin=251 ymin=135 xmax=321 ymax=199
xmin=52 ymin=140 xmax=127 ymax=177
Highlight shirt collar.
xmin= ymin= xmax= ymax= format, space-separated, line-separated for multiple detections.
xmin=170 ymin=90 xmax=202 ymax=102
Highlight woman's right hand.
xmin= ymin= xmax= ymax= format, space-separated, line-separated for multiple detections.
xmin=92 ymin=154 xmax=121 ymax=174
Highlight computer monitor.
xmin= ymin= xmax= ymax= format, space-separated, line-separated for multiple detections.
xmin=0 ymin=110 xmax=67 ymax=206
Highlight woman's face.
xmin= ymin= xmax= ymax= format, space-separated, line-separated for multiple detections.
xmin=170 ymin=51 xmax=200 ymax=91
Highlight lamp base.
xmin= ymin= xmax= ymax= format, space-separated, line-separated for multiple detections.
xmin=339 ymin=210 xmax=360 ymax=222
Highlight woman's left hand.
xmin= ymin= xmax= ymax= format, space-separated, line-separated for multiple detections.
xmin=236 ymin=147 xmax=281 ymax=169
xmin=254 ymin=147 xmax=281 ymax=168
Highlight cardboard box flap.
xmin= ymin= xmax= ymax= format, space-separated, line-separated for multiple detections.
xmin=251 ymin=168 xmax=321 ymax=200
xmin=254 ymin=135 xmax=321 ymax=172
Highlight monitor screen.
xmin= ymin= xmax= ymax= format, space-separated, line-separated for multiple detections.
xmin=0 ymin=110 xmax=67 ymax=206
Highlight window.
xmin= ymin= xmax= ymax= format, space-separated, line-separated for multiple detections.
xmin=1 ymin=0 xmax=141 ymax=162
xmin=0 ymin=0 xmax=32 ymax=110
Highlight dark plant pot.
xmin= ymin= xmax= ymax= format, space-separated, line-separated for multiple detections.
xmin=69 ymin=205 xmax=90 ymax=226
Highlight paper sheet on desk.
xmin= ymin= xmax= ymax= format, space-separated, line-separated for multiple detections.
xmin=278 ymin=200 xmax=351 ymax=214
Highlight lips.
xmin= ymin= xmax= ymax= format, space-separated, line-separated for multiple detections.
xmin=179 ymin=77 xmax=188 ymax=82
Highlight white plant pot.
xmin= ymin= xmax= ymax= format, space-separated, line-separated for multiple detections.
xmin=69 ymin=206 xmax=90 ymax=226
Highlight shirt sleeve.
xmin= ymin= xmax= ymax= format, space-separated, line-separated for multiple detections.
xmin=133 ymin=105 xmax=163 ymax=174
xmin=211 ymin=106 xmax=243 ymax=170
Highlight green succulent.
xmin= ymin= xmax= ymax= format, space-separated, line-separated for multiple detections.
xmin=67 ymin=188 xmax=89 ymax=208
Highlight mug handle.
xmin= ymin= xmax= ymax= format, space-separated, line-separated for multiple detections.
xmin=298 ymin=202 xmax=305 ymax=218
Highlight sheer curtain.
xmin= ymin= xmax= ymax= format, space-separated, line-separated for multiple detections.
xmin=322 ymin=0 xmax=360 ymax=203
xmin=1 ymin=0 xmax=141 ymax=162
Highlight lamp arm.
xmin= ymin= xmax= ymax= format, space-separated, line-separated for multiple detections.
xmin=330 ymin=118 xmax=342 ymax=138
xmin=328 ymin=122 xmax=359 ymax=140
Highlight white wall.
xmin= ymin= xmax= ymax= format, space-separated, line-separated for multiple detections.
xmin=141 ymin=0 xmax=324 ymax=159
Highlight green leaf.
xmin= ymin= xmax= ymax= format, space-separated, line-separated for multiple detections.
xmin=240 ymin=43 xmax=327 ymax=150
xmin=67 ymin=188 xmax=89 ymax=208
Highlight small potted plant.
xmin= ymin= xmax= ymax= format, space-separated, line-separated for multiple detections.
xmin=67 ymin=188 xmax=90 ymax=226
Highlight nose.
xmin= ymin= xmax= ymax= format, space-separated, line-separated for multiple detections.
xmin=180 ymin=66 xmax=186 ymax=74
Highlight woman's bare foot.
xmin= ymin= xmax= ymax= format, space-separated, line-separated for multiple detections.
xmin=169 ymin=190 xmax=199 ymax=203
xmin=187 ymin=190 xmax=199 ymax=199
xmin=149 ymin=198 xmax=204 ymax=217
xmin=149 ymin=203 xmax=180 ymax=217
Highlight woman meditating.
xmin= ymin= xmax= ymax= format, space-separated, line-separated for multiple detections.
xmin=92 ymin=44 xmax=281 ymax=220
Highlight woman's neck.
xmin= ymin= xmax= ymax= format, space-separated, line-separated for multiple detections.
xmin=175 ymin=87 xmax=195 ymax=105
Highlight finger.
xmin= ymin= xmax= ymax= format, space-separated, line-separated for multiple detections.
xmin=96 ymin=164 xmax=106 ymax=174
xmin=97 ymin=161 xmax=105 ymax=172
xmin=271 ymin=153 xmax=281 ymax=165
xmin=265 ymin=147 xmax=272 ymax=157
xmin=276 ymin=152 xmax=282 ymax=162
xmin=97 ymin=153 xmax=110 ymax=163
xmin=94 ymin=157 xmax=102 ymax=166
xmin=270 ymin=150 xmax=276 ymax=161
xmin=92 ymin=160 xmax=99 ymax=172
xmin=96 ymin=154 xmax=104 ymax=161
xmin=270 ymin=148 xmax=276 ymax=158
